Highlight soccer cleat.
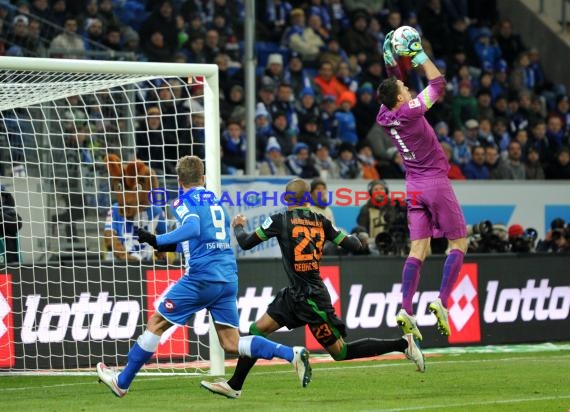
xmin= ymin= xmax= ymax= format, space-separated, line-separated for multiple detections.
xmin=403 ymin=333 xmax=425 ymax=372
xmin=396 ymin=309 xmax=423 ymax=341
xmin=97 ymin=362 xmax=128 ymax=398
xmin=429 ymin=298 xmax=451 ymax=336
xmin=200 ymin=379 xmax=241 ymax=399
xmin=292 ymin=346 xmax=312 ymax=387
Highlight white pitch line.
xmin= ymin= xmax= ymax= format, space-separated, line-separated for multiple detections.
xmin=1 ymin=354 xmax=569 ymax=392
xmin=374 ymin=394 xmax=570 ymax=411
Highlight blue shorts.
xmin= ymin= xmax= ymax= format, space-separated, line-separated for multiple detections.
xmin=156 ymin=276 xmax=239 ymax=327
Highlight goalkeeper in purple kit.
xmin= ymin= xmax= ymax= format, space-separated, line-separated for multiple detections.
xmin=376 ymin=28 xmax=468 ymax=341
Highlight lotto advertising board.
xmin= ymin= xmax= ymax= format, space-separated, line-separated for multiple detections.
xmin=1 ymin=255 xmax=568 ymax=369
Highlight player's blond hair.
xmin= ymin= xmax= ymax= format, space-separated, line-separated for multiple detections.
xmin=285 ymin=178 xmax=310 ymax=206
xmin=176 ymin=155 xmax=204 ymax=186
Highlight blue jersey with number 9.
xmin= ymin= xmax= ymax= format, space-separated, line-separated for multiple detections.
xmin=170 ymin=186 xmax=237 ymax=283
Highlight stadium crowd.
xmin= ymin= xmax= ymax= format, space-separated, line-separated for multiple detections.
xmin=0 ymin=0 xmax=569 ymax=180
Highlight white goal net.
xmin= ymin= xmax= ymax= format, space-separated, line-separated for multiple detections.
xmin=0 ymin=57 xmax=223 ymax=374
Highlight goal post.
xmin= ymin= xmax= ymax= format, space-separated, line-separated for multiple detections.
xmin=0 ymin=56 xmax=224 ymax=375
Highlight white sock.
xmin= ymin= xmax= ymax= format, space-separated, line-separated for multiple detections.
xmin=137 ymin=330 xmax=161 ymax=353
xmin=238 ymin=335 xmax=254 ymax=357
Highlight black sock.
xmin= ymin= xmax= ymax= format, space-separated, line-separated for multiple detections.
xmin=345 ymin=338 xmax=407 ymax=360
xmin=227 ymin=356 xmax=258 ymax=390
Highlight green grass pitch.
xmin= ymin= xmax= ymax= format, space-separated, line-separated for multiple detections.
xmin=1 ymin=349 xmax=569 ymax=412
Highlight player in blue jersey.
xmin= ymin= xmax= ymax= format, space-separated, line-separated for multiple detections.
xmin=376 ymin=30 xmax=468 ymax=340
xmin=97 ymin=156 xmax=311 ymax=397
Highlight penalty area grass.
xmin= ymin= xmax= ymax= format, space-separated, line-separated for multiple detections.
xmin=0 ymin=349 xmax=569 ymax=412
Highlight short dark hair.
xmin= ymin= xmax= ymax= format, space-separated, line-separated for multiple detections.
xmin=377 ymin=76 xmax=400 ymax=110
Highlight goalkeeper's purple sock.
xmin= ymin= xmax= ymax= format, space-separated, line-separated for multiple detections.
xmin=401 ymin=257 xmax=423 ymax=315
xmin=439 ymin=249 xmax=465 ymax=308
xmin=117 ymin=342 xmax=153 ymax=389
xmin=238 ymin=336 xmax=294 ymax=362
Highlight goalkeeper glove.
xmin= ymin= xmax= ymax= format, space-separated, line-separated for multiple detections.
xmin=136 ymin=228 xmax=158 ymax=249
xmin=394 ymin=29 xmax=428 ymax=67
xmin=383 ymin=31 xmax=397 ymax=67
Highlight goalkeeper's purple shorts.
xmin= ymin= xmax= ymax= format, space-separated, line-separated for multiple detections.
xmin=156 ymin=275 xmax=239 ymax=327
xmin=406 ymin=177 xmax=467 ymax=241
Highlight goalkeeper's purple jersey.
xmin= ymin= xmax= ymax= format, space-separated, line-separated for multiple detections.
xmin=376 ymin=76 xmax=449 ymax=181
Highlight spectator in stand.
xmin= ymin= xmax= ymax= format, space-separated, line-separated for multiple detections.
xmin=286 ymin=142 xmax=319 ymax=178
xmin=139 ymin=0 xmax=177 ymax=63
xmin=356 ymin=140 xmax=380 ymax=180
xmin=379 ymin=147 xmax=405 ymax=179
xmin=493 ymin=94 xmax=509 ymax=119
xmin=477 ymin=89 xmax=494 ymax=121
xmin=435 ymin=121 xmax=452 ymax=145
xmin=320 ymin=95 xmax=340 ymax=144
xmin=504 ymin=140 xmax=526 ymax=180
xmin=441 ymin=142 xmax=465 ymax=180
xmin=510 ymin=52 xmax=535 ymax=94
xmin=50 ymin=16 xmax=85 ymax=59
xmin=492 ymin=117 xmax=511 ymax=153
xmin=123 ymin=28 xmax=141 ymax=57
xmin=284 ymin=52 xmax=315 ymax=96
xmin=365 ymin=124 xmax=395 ymax=163
xmin=220 ymin=84 xmax=245 ymax=124
xmin=368 ymin=17 xmax=385 ymax=56
xmin=513 ymin=129 xmax=529 ymax=160
xmin=335 ymin=91 xmax=358 ymax=146
xmin=490 ymin=60 xmax=509 ymax=101
xmin=452 ymin=128 xmax=471 ymax=167
xmin=352 ymin=83 xmax=377 ymax=141
xmin=307 ymin=11 xmax=330 ymax=43
xmin=221 ymin=120 xmax=246 ymax=172
xmin=478 ymin=118 xmax=496 ymax=147
xmin=546 ymin=147 xmax=570 ymax=179
xmin=546 ymin=114 xmax=569 ymax=155
xmin=336 ymin=61 xmax=358 ymax=93
xmin=182 ymin=34 xmax=207 ymax=64
xmin=357 ymin=57 xmax=384 ymax=89
xmin=78 ymin=0 xmax=103 ymax=31
xmin=184 ymin=13 xmax=207 ymax=41
xmin=464 ymin=119 xmax=482 ymax=148
xmin=485 ymin=145 xmax=513 ymax=179
xmin=336 ymin=142 xmax=361 ymax=179
xmin=135 ymin=106 xmax=177 ymax=175
xmin=49 ymin=0 xmax=67 ymax=28
xmin=84 ymin=18 xmax=105 ymax=51
xmin=341 ymin=9 xmax=379 ymax=64
xmin=314 ymin=61 xmax=349 ymax=102
xmin=271 ymin=111 xmax=295 ymax=156
xmin=259 ymin=0 xmax=292 ymax=42
xmin=102 ymin=25 xmax=122 ymax=51
xmin=296 ymin=87 xmax=320 ymax=128
xmin=257 ymin=81 xmax=276 ymax=118
xmin=261 ymin=53 xmax=285 ymax=93
xmin=298 ymin=115 xmax=327 ymax=153
xmin=254 ymin=105 xmax=273 ymax=160
xmin=313 ymin=143 xmax=340 ymax=179
xmin=282 ymin=8 xmax=324 ymax=65
xmin=451 ymin=81 xmax=478 ymax=130
xmin=258 ymin=137 xmax=288 ymax=176
xmin=525 ymin=147 xmax=545 ymax=180
xmin=6 ymin=14 xmax=30 ymax=50
xmin=309 ymin=177 xmax=336 ymax=224
xmin=473 ymin=27 xmax=502 ymax=69
xmin=98 ymin=0 xmax=121 ymax=31
xmin=463 ymin=146 xmax=490 ymax=180
xmin=550 ymin=95 xmax=570 ymax=132
xmin=203 ymin=29 xmax=222 ymax=63
xmin=318 ymin=37 xmax=350 ymax=71
xmin=418 ymin=0 xmax=450 ymax=57
xmin=270 ymin=82 xmax=297 ymax=130
xmin=495 ymin=18 xmax=526 ymax=68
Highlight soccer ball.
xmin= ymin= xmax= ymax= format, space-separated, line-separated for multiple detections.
xmin=391 ymin=26 xmax=421 ymax=56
